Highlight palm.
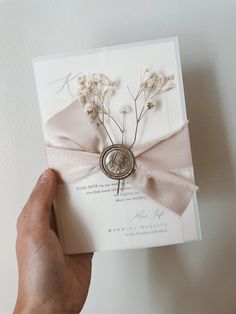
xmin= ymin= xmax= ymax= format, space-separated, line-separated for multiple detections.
xmin=16 ymin=220 xmax=92 ymax=314
xmin=25 ymin=228 xmax=93 ymax=313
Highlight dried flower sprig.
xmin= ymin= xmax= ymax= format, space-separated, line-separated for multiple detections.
xmin=127 ymin=69 xmax=175 ymax=149
xmin=120 ymin=105 xmax=132 ymax=114
xmin=120 ymin=105 xmax=132 ymax=144
xmin=76 ymin=69 xmax=175 ymax=148
xmin=78 ymin=73 xmax=122 ymax=144
xmin=74 ymin=69 xmax=175 ymax=194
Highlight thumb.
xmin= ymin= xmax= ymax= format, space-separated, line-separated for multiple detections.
xmin=17 ymin=169 xmax=58 ymax=232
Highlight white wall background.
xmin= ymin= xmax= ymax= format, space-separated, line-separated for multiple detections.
xmin=1 ymin=1 xmax=236 ymax=313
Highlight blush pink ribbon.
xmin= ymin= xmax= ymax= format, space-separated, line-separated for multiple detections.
xmin=45 ymin=100 xmax=198 ymax=215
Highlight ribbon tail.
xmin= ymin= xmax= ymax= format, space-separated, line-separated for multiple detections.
xmin=46 ymin=146 xmax=100 ymax=184
xmin=127 ymin=168 xmax=198 ymax=215
xmin=133 ymin=121 xmax=189 ymax=158
xmin=133 ymin=122 xmax=193 ymax=173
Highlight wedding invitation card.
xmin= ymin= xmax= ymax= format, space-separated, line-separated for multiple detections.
xmin=33 ymin=37 xmax=201 ymax=253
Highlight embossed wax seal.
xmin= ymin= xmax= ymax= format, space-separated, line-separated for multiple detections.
xmin=100 ymin=144 xmax=135 ymax=180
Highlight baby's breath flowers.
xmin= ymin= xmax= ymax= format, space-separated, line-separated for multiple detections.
xmin=139 ymin=70 xmax=175 ymax=99
xmin=83 ymin=103 xmax=99 ymax=120
xmin=76 ymin=72 xmax=121 ymax=144
xmin=127 ymin=69 xmax=175 ymax=149
xmin=144 ymin=99 xmax=158 ymax=110
xmin=76 ymin=70 xmax=175 ymax=148
xmin=77 ymin=74 xmax=86 ymax=85
xmin=120 ymin=105 xmax=132 ymax=114
xmin=77 ymin=72 xmax=116 ymax=106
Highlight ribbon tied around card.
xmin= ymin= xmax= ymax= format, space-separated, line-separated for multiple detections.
xmin=45 ymin=100 xmax=198 ymax=215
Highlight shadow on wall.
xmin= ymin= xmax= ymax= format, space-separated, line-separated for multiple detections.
xmin=148 ymin=64 xmax=236 ymax=314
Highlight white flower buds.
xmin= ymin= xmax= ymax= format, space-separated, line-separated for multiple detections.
xmin=120 ymin=105 xmax=132 ymax=114
xmin=144 ymin=99 xmax=158 ymax=110
xmin=83 ymin=103 xmax=99 ymax=120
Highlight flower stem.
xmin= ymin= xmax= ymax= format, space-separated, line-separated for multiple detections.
xmin=122 ymin=113 xmax=125 ymax=144
xmin=103 ymin=111 xmax=123 ymax=133
xmin=127 ymin=86 xmax=135 ymax=100
xmin=129 ymin=94 xmax=144 ymax=149
xmin=139 ymin=107 xmax=148 ymax=120
xmin=97 ymin=116 xmax=113 ymax=144
xmin=129 ymin=119 xmax=139 ymax=149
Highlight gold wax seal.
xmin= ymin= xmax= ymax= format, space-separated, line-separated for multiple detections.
xmin=100 ymin=144 xmax=135 ymax=180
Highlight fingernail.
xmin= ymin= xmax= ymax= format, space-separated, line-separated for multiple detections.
xmin=40 ymin=169 xmax=53 ymax=183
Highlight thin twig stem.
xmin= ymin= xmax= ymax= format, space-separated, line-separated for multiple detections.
xmin=122 ymin=113 xmax=125 ymax=144
xmin=134 ymin=99 xmax=138 ymax=121
xmin=139 ymin=108 xmax=149 ymax=120
xmin=128 ymin=83 xmax=145 ymax=149
xmin=129 ymin=102 xmax=148 ymax=149
xmin=127 ymin=86 xmax=135 ymax=100
xmin=129 ymin=119 xmax=139 ymax=149
xmin=103 ymin=111 xmax=123 ymax=133
xmin=97 ymin=116 xmax=113 ymax=144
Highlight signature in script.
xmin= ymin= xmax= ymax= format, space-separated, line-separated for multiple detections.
xmin=129 ymin=209 xmax=165 ymax=223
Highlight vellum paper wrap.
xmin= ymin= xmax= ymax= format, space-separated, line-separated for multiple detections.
xmin=33 ymin=37 xmax=201 ymax=253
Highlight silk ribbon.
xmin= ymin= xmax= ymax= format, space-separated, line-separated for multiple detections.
xmin=45 ymin=100 xmax=198 ymax=215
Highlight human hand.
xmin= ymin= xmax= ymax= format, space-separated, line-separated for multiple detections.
xmin=14 ymin=169 xmax=93 ymax=314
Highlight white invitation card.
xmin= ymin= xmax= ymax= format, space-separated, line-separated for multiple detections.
xmin=33 ymin=37 xmax=201 ymax=253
